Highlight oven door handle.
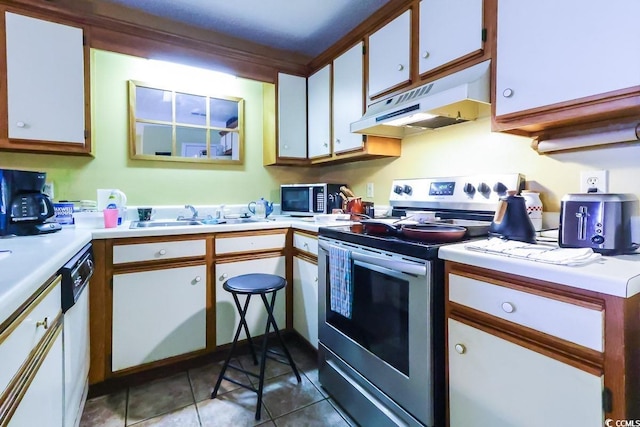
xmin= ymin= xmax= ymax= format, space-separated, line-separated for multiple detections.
xmin=319 ymin=241 xmax=427 ymax=276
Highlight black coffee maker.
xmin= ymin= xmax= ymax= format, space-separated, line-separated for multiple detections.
xmin=0 ymin=169 xmax=61 ymax=236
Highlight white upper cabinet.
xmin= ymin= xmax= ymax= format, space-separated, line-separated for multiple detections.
xmin=496 ymin=1 xmax=640 ymax=117
xmin=368 ymin=10 xmax=411 ymax=98
xmin=5 ymin=12 xmax=85 ymax=144
xmin=307 ymin=64 xmax=331 ymax=159
xmin=418 ymin=0 xmax=484 ymax=75
xmin=333 ymin=42 xmax=364 ymax=154
xmin=277 ymin=72 xmax=307 ymax=158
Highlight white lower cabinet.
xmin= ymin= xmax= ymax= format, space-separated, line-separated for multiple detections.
xmin=293 ymin=256 xmax=318 ymax=349
xmin=215 ymin=256 xmax=286 ymax=346
xmin=8 ymin=325 xmax=64 ymax=427
xmin=112 ymin=265 xmax=207 ymax=371
xmin=448 ymin=318 xmax=603 ymax=427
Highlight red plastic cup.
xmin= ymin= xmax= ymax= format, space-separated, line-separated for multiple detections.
xmin=103 ymin=208 xmax=119 ymax=228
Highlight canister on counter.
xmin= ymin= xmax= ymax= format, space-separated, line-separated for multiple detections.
xmin=53 ymin=202 xmax=75 ymax=225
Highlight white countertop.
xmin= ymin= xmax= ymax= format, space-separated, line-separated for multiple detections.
xmin=0 ymin=216 xmax=344 ymax=325
xmin=439 ymin=241 xmax=640 ymax=298
xmin=0 ymin=228 xmax=92 ymax=325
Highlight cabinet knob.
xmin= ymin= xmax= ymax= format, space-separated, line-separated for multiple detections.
xmin=502 ymin=88 xmax=514 ymax=98
xmin=314 ymin=277 xmax=318 ymax=283
xmin=158 ymin=249 xmax=167 ymax=256
xmin=283 ymin=144 xmax=289 ymax=150
xmin=194 ymin=276 xmax=202 ymax=283
xmin=324 ymin=142 xmax=329 ymax=147
xmin=422 ymin=51 xmax=430 ymax=59
xmin=36 ymin=317 xmax=48 ymax=330
xmin=397 ymin=64 xmax=404 ymax=71
xmin=219 ymin=273 xmax=228 ymax=281
xmin=16 ymin=121 xmax=26 ymax=128
xmin=335 ymin=138 xmax=340 ymax=144
xmin=454 ymin=343 xmax=466 ymax=354
xmin=501 ymin=302 xmax=516 ymax=313
xmin=303 ymin=242 xmax=309 ymax=248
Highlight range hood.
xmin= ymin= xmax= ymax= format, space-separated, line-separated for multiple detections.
xmin=351 ymin=60 xmax=491 ymax=138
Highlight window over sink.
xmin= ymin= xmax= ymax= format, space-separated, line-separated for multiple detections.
xmin=128 ymin=80 xmax=244 ymax=164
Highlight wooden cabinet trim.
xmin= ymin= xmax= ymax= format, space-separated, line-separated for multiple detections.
xmin=448 ymin=304 xmax=603 ymax=376
xmin=0 ymin=275 xmax=60 ymax=341
xmin=214 ymin=251 xmax=285 ymax=264
xmin=447 ymin=262 xmax=604 ymax=311
xmin=0 ymin=314 xmax=62 ymax=424
xmin=111 ymin=234 xmax=209 ymax=246
xmin=113 ymin=258 xmax=205 ymax=274
xmin=294 ymin=253 xmax=317 ymax=265
xmin=0 ymin=6 xmax=92 ymax=155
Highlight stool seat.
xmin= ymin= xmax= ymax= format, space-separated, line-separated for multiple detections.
xmin=223 ymin=273 xmax=286 ymax=294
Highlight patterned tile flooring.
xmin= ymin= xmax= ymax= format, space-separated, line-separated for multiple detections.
xmin=79 ymin=340 xmax=357 ymax=427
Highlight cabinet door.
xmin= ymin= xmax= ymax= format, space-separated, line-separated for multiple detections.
xmin=215 ymin=256 xmax=286 ymax=346
xmin=333 ymin=42 xmax=364 ymax=154
xmin=293 ymin=257 xmax=318 ymax=349
xmin=277 ymin=73 xmax=307 ymax=158
xmin=448 ymin=319 xmax=603 ymax=427
xmin=9 ymin=329 xmax=63 ymax=427
xmin=112 ymin=265 xmax=207 ymax=371
xmin=307 ymin=64 xmax=331 ymax=159
xmin=418 ymin=0 xmax=483 ymax=75
xmin=5 ymin=12 xmax=85 ymax=144
xmin=495 ymin=1 xmax=640 ymax=117
xmin=368 ymin=10 xmax=411 ymax=97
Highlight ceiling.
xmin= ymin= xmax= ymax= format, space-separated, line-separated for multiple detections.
xmin=98 ymin=0 xmax=391 ymax=58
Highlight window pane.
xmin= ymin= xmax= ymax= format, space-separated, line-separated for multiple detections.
xmin=176 ymin=126 xmax=207 ymax=158
xmin=176 ymin=92 xmax=207 ymax=126
xmin=135 ymin=86 xmax=172 ymax=122
xmin=136 ymin=123 xmax=173 ymax=156
xmin=209 ymin=98 xmax=239 ymax=128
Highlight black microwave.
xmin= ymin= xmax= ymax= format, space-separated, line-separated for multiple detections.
xmin=280 ymin=183 xmax=346 ymax=216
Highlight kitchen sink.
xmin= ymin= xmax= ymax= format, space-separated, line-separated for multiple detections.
xmin=129 ymin=220 xmax=203 ymax=228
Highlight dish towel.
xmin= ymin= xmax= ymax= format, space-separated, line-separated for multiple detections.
xmin=329 ymin=245 xmax=353 ymax=319
xmin=465 ymin=238 xmax=602 ymax=266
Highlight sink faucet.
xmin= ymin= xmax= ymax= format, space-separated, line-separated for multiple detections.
xmin=185 ymin=204 xmax=198 ymax=220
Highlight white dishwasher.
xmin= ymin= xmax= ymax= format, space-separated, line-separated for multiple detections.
xmin=60 ymin=243 xmax=94 ymax=427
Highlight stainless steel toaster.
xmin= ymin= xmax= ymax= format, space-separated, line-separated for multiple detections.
xmin=559 ymin=193 xmax=639 ymax=254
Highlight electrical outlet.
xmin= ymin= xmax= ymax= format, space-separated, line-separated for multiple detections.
xmin=366 ymin=182 xmax=374 ymax=198
xmin=580 ymin=170 xmax=608 ymax=193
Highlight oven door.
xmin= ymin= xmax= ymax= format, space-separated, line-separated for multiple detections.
xmin=318 ymin=239 xmax=434 ymax=426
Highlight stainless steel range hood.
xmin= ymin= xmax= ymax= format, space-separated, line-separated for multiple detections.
xmin=351 ymin=60 xmax=491 ymax=138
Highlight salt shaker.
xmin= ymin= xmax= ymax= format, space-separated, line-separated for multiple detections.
xmin=522 ymin=191 xmax=543 ymax=231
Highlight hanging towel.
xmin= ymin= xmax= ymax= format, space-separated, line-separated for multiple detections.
xmin=329 ymin=245 xmax=353 ymax=319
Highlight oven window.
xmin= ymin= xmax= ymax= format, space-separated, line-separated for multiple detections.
xmin=281 ymin=187 xmax=310 ymax=212
xmin=326 ymin=262 xmax=409 ymax=375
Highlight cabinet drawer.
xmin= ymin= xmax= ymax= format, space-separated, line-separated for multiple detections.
xmin=0 ymin=276 xmax=61 ymax=392
xmin=449 ymin=274 xmax=603 ymax=352
xmin=216 ymin=232 xmax=285 ymax=255
xmin=113 ymin=239 xmax=206 ymax=264
xmin=293 ymin=232 xmax=318 ymax=255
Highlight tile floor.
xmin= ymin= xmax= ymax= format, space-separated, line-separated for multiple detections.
xmin=79 ymin=340 xmax=357 ymax=427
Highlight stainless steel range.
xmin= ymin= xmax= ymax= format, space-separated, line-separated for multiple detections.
xmin=317 ymin=174 xmax=525 ymax=427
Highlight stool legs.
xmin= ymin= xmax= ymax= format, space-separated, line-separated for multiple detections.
xmin=211 ymin=286 xmax=301 ymax=421
xmin=211 ymin=294 xmax=255 ymax=399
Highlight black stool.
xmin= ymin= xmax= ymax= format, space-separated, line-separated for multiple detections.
xmin=211 ymin=273 xmax=301 ymax=420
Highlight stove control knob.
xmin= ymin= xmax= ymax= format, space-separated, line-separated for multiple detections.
xmin=493 ymin=182 xmax=508 ymax=196
xmin=393 ymin=185 xmax=404 ymax=195
xmin=463 ymin=183 xmax=476 ymax=197
xmin=403 ymin=185 xmax=413 ymax=196
xmin=478 ymin=182 xmax=491 ymax=197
